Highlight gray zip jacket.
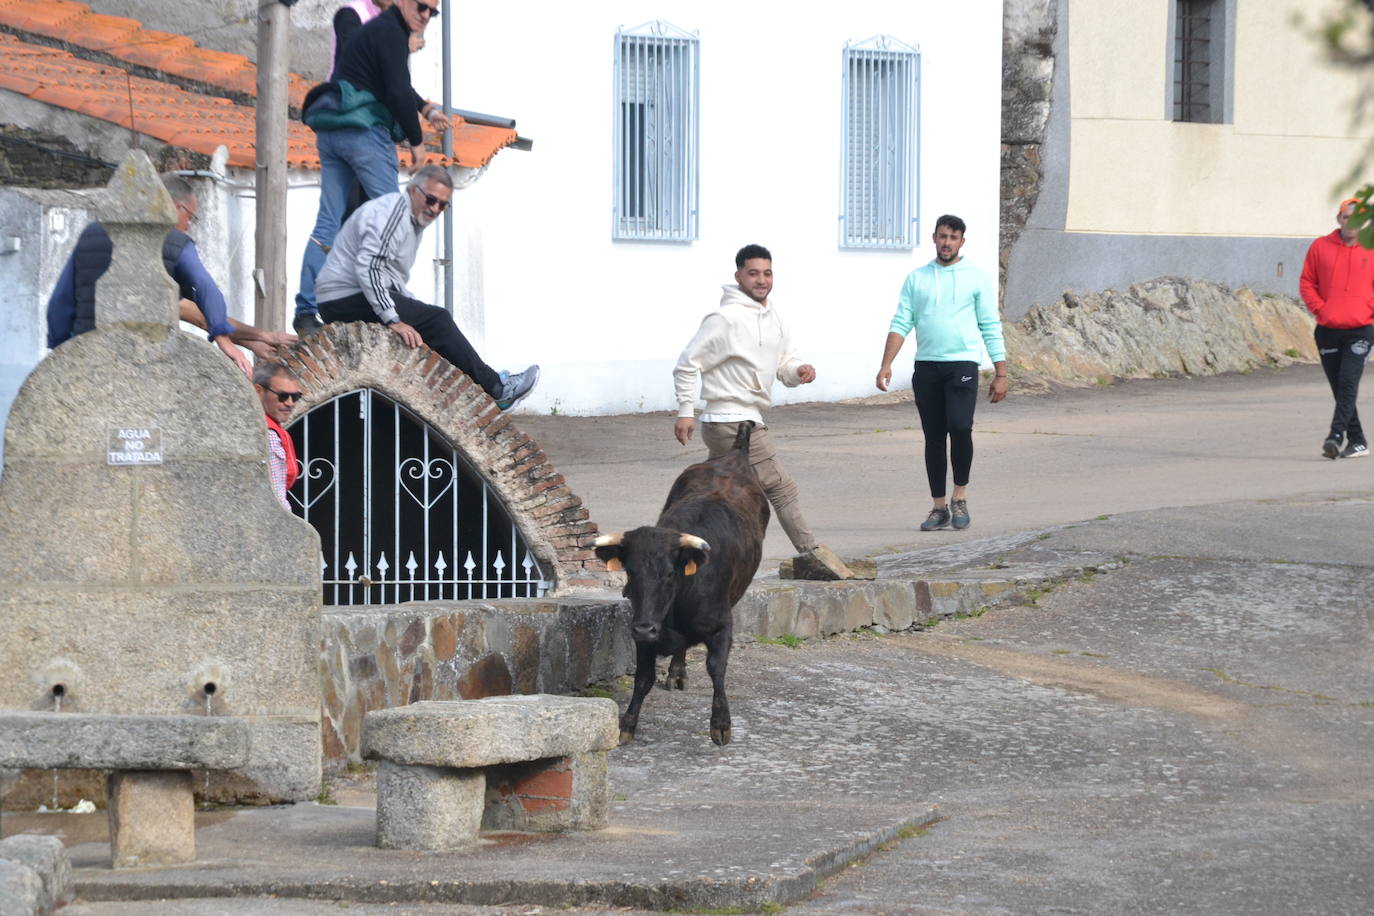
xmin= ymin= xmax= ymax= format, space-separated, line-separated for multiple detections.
xmin=315 ymin=191 xmax=421 ymax=325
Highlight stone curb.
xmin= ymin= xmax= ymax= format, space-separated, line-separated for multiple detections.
xmin=71 ymin=808 xmax=940 ymax=911
xmin=736 ymin=550 xmax=1119 ymax=642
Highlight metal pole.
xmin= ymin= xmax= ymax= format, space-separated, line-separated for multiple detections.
xmin=441 ymin=3 xmax=454 ymax=315
xmin=254 ymin=0 xmax=290 ymax=333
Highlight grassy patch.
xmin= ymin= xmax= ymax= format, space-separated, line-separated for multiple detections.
xmin=1094 ymin=514 xmax=1111 ymax=521
xmin=1284 ymin=348 xmax=1300 ymax=358
xmin=1202 ymin=668 xmax=1337 ymax=702
xmin=1075 ymin=569 xmax=1098 ymax=584
xmin=757 ymin=633 xmax=805 ymax=648
xmin=314 ymin=782 xmax=337 ymax=806
xmin=952 ymin=606 xmax=991 ymax=621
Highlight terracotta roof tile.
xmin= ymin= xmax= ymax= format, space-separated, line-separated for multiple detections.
xmin=0 ymin=0 xmax=308 ymax=109
xmin=0 ymin=32 xmax=518 ymax=171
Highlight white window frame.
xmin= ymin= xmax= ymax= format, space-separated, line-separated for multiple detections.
xmin=840 ymin=36 xmax=920 ymax=250
xmin=613 ymin=22 xmax=700 ymax=242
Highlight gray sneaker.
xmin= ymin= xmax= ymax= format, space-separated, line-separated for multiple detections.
xmin=950 ymin=499 xmax=971 ymax=530
xmin=496 ymin=365 xmax=539 ymax=410
xmin=1340 ymin=442 xmax=1369 ymax=458
xmin=920 ymin=506 xmax=951 ymax=531
xmin=1323 ymin=436 xmax=1342 ymax=459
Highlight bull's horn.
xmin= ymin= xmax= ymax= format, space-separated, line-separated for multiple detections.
xmin=593 ymin=533 xmax=624 ymax=547
xmin=678 ymin=534 xmax=710 ymax=553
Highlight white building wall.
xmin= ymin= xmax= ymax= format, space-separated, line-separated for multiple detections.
xmin=403 ymin=0 xmax=1003 ymax=415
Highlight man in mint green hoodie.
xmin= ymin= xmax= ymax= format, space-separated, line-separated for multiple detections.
xmin=876 ymin=215 xmax=1008 ymax=532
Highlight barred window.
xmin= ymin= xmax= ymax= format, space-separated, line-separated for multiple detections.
xmin=841 ymin=37 xmax=920 ymax=250
xmin=613 ymin=22 xmax=700 ymax=242
xmin=1172 ymin=0 xmax=1230 ymax=124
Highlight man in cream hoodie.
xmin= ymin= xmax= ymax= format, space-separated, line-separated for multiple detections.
xmin=673 ymin=244 xmax=851 ymax=580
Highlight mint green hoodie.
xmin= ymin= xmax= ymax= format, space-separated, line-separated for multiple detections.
xmin=889 ymin=258 xmax=1005 ymax=363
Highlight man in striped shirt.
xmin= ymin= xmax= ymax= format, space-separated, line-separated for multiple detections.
xmin=315 ymin=164 xmax=538 ymax=410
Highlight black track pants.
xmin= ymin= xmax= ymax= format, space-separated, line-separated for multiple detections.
xmin=320 ymin=292 xmax=503 ymax=399
xmin=912 ymin=360 xmax=979 ymax=499
xmin=1315 ymin=324 xmax=1374 ymax=446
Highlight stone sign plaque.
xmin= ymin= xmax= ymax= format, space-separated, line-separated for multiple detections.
xmin=107 ymin=426 xmax=163 ymax=466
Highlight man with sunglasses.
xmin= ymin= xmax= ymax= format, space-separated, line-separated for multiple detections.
xmin=315 ymin=164 xmax=539 ymax=409
xmin=294 ymin=0 xmax=450 ymax=337
xmin=253 ymin=361 xmax=303 ymax=510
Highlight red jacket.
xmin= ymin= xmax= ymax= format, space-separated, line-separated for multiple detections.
xmin=1299 ymin=230 xmax=1374 ymax=329
xmin=265 ymin=414 xmax=299 ymax=490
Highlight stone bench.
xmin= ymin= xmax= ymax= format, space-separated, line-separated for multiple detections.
xmin=361 ymin=695 xmax=619 ymax=850
xmin=0 ymin=712 xmax=249 ymax=868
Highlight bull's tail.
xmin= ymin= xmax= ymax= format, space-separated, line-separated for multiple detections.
xmin=733 ymin=420 xmax=755 ymax=453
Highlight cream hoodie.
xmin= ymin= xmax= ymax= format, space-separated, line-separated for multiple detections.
xmin=674 ymin=285 xmax=805 ymax=422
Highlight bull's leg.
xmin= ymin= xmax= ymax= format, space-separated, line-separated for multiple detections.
xmin=704 ymin=625 xmax=733 ymax=746
xmin=665 ymin=650 xmax=688 ymax=691
xmin=620 ymin=642 xmax=659 ymax=744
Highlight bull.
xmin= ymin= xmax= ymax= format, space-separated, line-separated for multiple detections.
xmin=594 ymin=422 xmax=768 ymax=746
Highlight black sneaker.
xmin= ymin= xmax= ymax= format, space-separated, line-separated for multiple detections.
xmin=496 ymin=365 xmax=539 ymax=410
xmin=920 ymin=506 xmax=951 ymax=531
xmin=293 ymin=313 xmax=324 ymax=336
xmin=1322 ymin=436 xmax=1342 ymax=459
xmin=1340 ymin=442 xmax=1369 ymax=459
xmin=950 ymin=499 xmax=971 ymax=530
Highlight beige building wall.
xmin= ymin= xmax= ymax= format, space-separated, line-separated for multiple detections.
xmin=1065 ymin=0 xmax=1371 ymax=240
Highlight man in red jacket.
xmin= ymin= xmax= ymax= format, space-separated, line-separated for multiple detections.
xmin=1299 ymin=198 xmax=1374 ymax=459
xmin=253 ymin=362 xmax=303 ymax=509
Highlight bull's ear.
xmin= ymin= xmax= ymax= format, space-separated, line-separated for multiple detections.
xmin=594 ymin=546 xmax=624 ymax=572
xmin=676 ymin=544 xmax=708 ymax=577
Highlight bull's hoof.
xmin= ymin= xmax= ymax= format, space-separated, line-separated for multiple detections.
xmin=710 ymin=726 xmax=731 ymax=746
xmin=619 ymin=730 xmax=636 ymax=745
xmin=669 ymin=674 xmax=687 ymax=690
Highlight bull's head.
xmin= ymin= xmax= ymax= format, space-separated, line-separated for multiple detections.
xmin=594 ymin=528 xmax=710 ymax=643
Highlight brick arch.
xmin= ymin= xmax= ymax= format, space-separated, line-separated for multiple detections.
xmin=277 ymin=322 xmax=601 ymax=593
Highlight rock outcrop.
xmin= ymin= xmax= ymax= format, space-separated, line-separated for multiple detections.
xmin=1005 ymin=277 xmax=1317 ymax=385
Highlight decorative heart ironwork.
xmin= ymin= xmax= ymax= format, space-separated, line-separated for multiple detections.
xmin=399 ymin=457 xmax=457 ymax=510
xmin=289 ymin=457 xmax=337 ymax=510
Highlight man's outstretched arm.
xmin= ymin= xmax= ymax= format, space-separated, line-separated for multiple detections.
xmin=875 ymin=331 xmax=906 ymax=391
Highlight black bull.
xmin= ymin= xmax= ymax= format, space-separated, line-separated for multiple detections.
xmin=594 ymin=423 xmax=768 ymax=745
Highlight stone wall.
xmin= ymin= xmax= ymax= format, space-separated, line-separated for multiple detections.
xmin=320 ymin=599 xmax=633 ymax=766
xmin=279 ymin=323 xmax=605 ymax=592
xmin=1004 ymin=277 xmax=1318 ymax=383
xmin=999 ymin=0 xmax=1058 ymax=295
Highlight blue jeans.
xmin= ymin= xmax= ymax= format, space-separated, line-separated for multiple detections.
xmin=295 ymin=126 xmax=400 ymax=317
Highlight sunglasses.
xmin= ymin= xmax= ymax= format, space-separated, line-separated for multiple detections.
xmin=414 ymin=1 xmax=440 ymax=16
xmin=267 ymin=386 xmax=303 ymax=404
xmin=412 ymin=187 xmax=450 ymax=211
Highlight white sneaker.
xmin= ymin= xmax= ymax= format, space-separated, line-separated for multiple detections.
xmin=1339 ymin=442 xmax=1369 ymax=458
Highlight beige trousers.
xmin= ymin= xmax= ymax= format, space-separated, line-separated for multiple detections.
xmin=700 ymin=421 xmax=816 ymax=553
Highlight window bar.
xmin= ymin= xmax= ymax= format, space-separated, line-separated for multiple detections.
xmin=481 ymin=480 xmax=490 ymax=599
xmin=332 ymin=396 xmax=342 ymax=605
xmin=450 ymin=449 xmax=459 ymax=602
xmin=421 ymin=432 xmax=432 ymax=601
xmin=392 ymin=400 xmax=400 ymax=606
xmin=361 ymin=391 xmax=372 ymax=605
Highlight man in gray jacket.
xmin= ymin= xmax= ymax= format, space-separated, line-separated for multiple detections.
xmin=315 ymin=164 xmax=538 ymax=409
